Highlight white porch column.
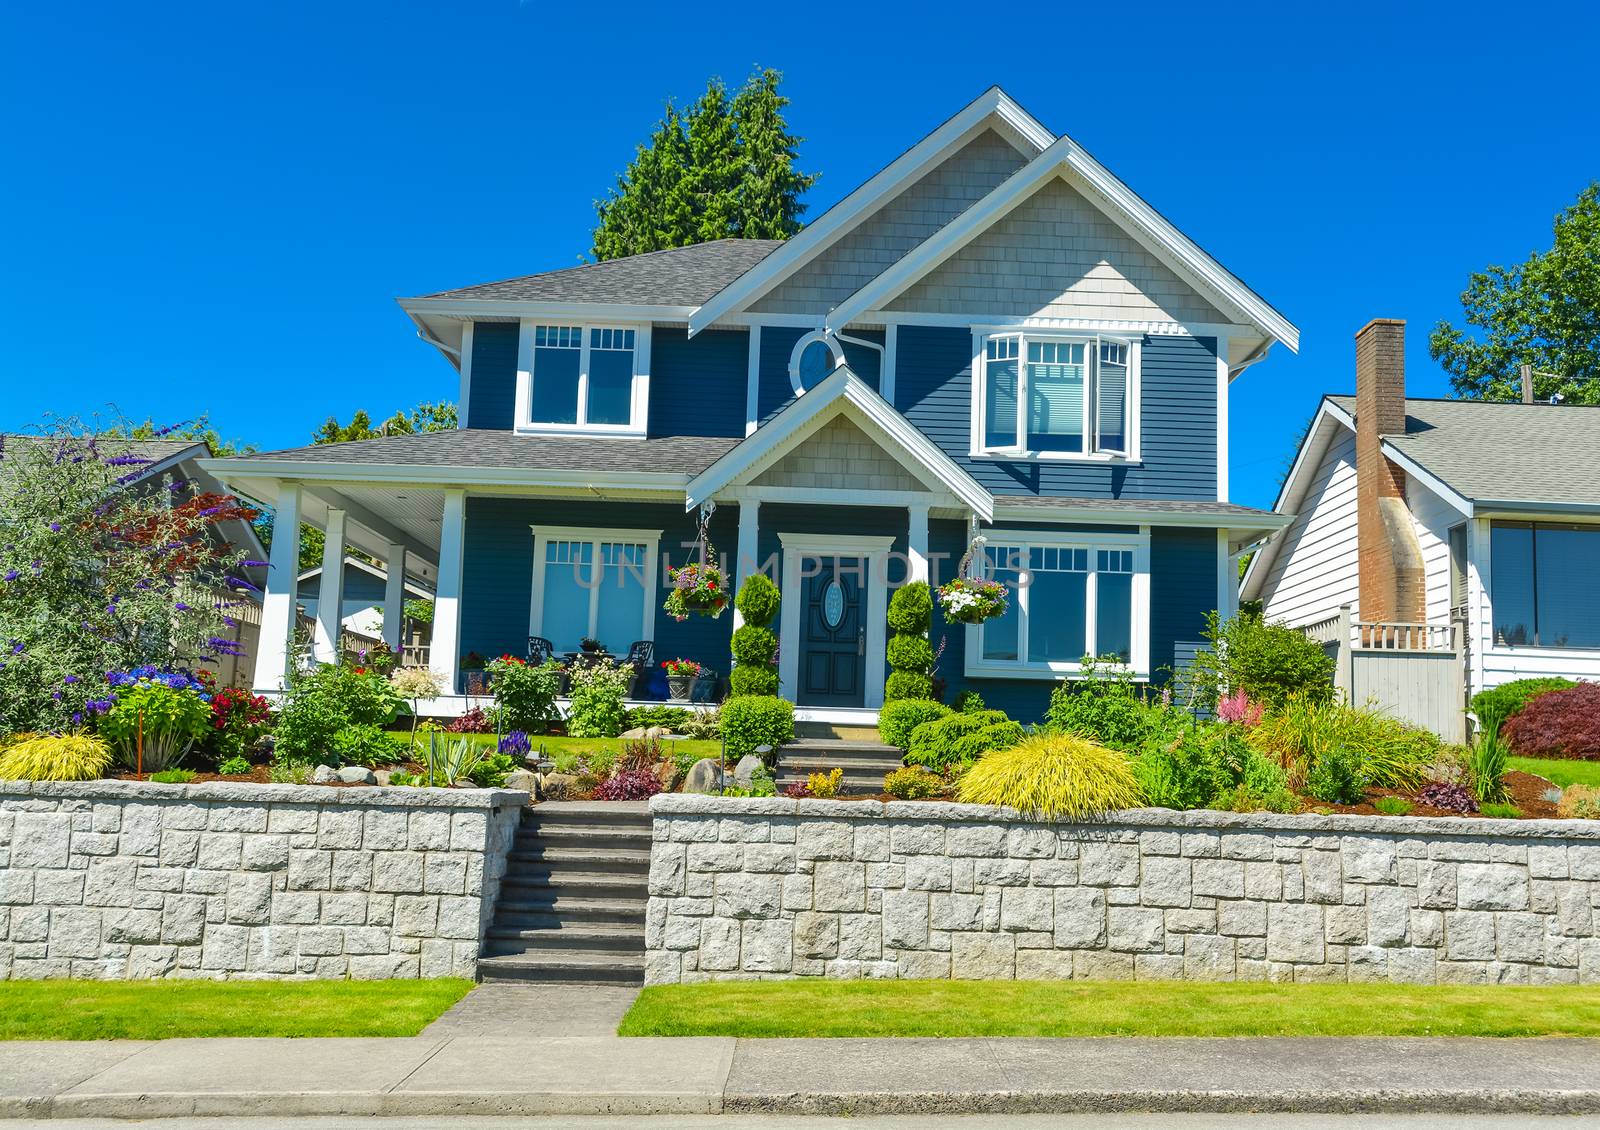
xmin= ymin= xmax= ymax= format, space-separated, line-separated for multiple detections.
xmin=731 ymin=496 xmax=760 ymax=633
xmin=433 ymin=489 xmax=467 ymax=694
xmin=312 ymin=509 xmax=348 ymax=665
xmin=253 ymin=482 xmax=301 ymax=692
xmin=907 ymin=503 xmax=930 ymax=584
xmin=382 ymin=543 xmax=407 ymax=653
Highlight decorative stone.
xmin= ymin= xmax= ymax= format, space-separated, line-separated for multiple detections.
xmin=312 ymin=765 xmax=339 ymax=785
xmin=733 ymin=755 xmax=764 ymax=789
xmin=538 ymin=773 xmax=579 ymax=801
xmin=502 ymin=770 xmax=537 ymax=793
xmin=683 ymin=759 xmax=725 ymax=795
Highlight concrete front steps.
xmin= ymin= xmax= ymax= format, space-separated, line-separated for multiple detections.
xmin=775 ymin=739 xmax=905 ymax=797
xmin=477 ymin=802 xmax=650 ymax=986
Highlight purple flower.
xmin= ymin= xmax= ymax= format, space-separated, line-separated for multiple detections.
xmin=71 ymin=712 xmax=83 ymax=725
xmin=47 ymin=522 xmax=60 ymax=533
xmin=63 ymin=674 xmax=78 ymax=685
xmin=240 ymin=560 xmax=269 ymax=569
xmin=10 ymin=642 xmax=21 ymax=655
xmin=104 ymin=455 xmax=152 ymax=467
xmin=174 ymin=602 xmax=190 ymax=612
xmin=3 ymin=570 xmax=17 ymax=582
xmin=51 ymin=691 xmax=62 ymax=701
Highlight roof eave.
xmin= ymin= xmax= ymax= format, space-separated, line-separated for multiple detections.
xmin=198 ymin=456 xmax=691 ymax=492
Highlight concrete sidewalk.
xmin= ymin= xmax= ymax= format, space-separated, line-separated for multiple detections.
xmin=3 ymin=1035 xmax=1600 ymax=1118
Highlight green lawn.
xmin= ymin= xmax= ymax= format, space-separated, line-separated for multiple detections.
xmin=0 ymin=979 xmax=472 ymax=1040
xmin=1511 ymin=756 xmax=1600 ymax=789
xmin=619 ymin=980 xmax=1600 ymax=1038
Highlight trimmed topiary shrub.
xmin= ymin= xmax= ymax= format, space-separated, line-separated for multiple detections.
xmin=958 ymin=732 xmax=1142 ymax=819
xmin=879 ymin=698 xmax=951 ymax=751
xmin=884 ymin=581 xmax=935 ymax=703
xmin=720 ymin=694 xmax=794 ymax=759
xmin=1501 ymin=682 xmax=1600 ymax=760
xmin=729 ymin=574 xmax=781 ymax=699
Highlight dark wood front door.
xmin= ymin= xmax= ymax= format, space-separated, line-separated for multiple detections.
xmin=799 ymin=556 xmax=866 ymax=707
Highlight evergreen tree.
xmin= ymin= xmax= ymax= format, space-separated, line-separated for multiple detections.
xmin=732 ymin=68 xmax=818 ymax=240
xmin=591 ymin=70 xmax=816 ymax=260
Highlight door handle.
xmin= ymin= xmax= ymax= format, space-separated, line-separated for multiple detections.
xmin=857 ymin=627 xmax=866 ymax=656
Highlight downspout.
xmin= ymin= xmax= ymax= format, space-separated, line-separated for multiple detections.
xmin=1227 ymin=339 xmax=1273 ymax=381
xmin=835 ymin=329 xmax=886 ymax=381
xmin=417 ymin=326 xmax=461 ymax=360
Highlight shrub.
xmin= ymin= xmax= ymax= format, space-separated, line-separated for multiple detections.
xmin=1227 ymin=747 xmax=1299 ymax=814
xmin=728 ymin=664 xmax=780 ymax=697
xmin=1419 ymin=780 xmax=1478 ymax=814
xmin=720 ymin=695 xmax=794 ymax=759
xmin=328 ymin=725 xmax=404 ymax=767
xmin=1045 ymin=659 xmax=1151 ymax=751
xmin=149 ymin=768 xmax=197 ymax=784
xmin=269 ymin=760 xmax=313 ymax=784
xmin=781 ymin=779 xmax=812 ymax=799
xmin=274 ymin=665 xmax=404 ymax=766
xmin=487 ymin=655 xmax=561 ymax=732
xmin=951 ymin=690 xmax=985 ymax=713
xmin=1253 ymin=697 xmax=1435 ymax=792
xmin=1189 ymin=611 xmax=1334 ymax=712
xmin=417 ymin=733 xmax=484 ymax=787
xmin=217 ymin=755 xmax=251 ymax=776
xmin=1132 ymin=734 xmax=1230 ymax=811
xmin=958 ymin=732 xmax=1141 ymax=820
xmin=1558 ymin=785 xmax=1600 ymax=819
xmin=884 ymin=581 xmax=936 ymax=704
xmin=1305 ymin=743 xmax=1366 ymax=804
xmin=0 ymin=734 xmax=112 ymax=781
xmin=1469 ymin=728 xmax=1510 ymax=804
xmin=446 ymin=706 xmax=491 ymax=733
xmin=906 ymin=709 xmax=1018 ymax=771
xmin=566 ymin=658 xmax=632 ymax=737
xmin=1480 ymin=802 xmax=1522 ymax=820
xmin=807 ymin=767 xmax=844 ymax=798
xmin=1471 ymin=677 xmax=1576 ymax=733
xmin=1501 ymin=683 xmax=1600 ymax=760
xmin=729 ymin=574 xmax=780 ymax=699
xmin=1374 ymin=796 xmax=1413 ymax=815
xmin=950 ymin=719 xmax=1025 ymax=763
xmin=879 ymin=699 xmax=950 ymax=751
xmin=884 ymin=766 xmax=941 ymax=799
xmin=625 ymin=705 xmax=694 ymax=732
xmin=97 ymin=671 xmax=213 ymax=772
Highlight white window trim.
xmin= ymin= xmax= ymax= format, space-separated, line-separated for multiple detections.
xmin=514 ymin=320 xmax=652 ymax=439
xmin=787 ymin=329 xmax=845 ymax=397
xmin=528 ymin=525 xmax=663 ymax=651
xmin=969 ymin=328 xmax=1142 ymax=463
xmin=963 ymin=526 xmax=1150 ymax=680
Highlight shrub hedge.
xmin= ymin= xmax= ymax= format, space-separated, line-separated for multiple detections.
xmin=1502 ymin=683 xmax=1600 ymax=760
xmin=720 ymin=694 xmax=794 ymax=759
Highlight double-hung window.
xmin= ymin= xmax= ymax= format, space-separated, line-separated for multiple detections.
xmin=521 ymin=323 xmax=648 ymax=435
xmin=967 ymin=530 xmax=1148 ymax=678
xmin=530 ymin=527 xmax=661 ymax=654
xmin=978 ymin=332 xmax=1135 ymax=458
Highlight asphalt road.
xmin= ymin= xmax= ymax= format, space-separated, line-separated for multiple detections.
xmin=5 ymin=1116 xmax=1598 ymax=1129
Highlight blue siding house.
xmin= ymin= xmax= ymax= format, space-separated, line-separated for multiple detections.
xmin=208 ymin=87 xmax=1296 ymax=724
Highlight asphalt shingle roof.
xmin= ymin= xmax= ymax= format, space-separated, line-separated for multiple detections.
xmin=1327 ymin=395 xmax=1600 ymax=508
xmin=237 ymin=429 xmax=742 ymax=476
xmin=413 ymin=239 xmax=784 ymax=306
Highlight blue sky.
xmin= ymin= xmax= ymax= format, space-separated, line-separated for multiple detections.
xmin=3 ymin=0 xmax=1595 ymax=509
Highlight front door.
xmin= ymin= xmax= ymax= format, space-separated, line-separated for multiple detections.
xmin=799 ymin=556 xmax=866 ymax=707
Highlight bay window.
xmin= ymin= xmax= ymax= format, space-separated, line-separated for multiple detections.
xmin=977 ymin=332 xmax=1135 ymax=458
xmin=968 ymin=530 xmax=1148 ymax=677
xmin=1491 ymin=521 xmax=1600 ymax=649
xmin=520 ymin=323 xmax=648 ymax=435
xmin=529 ymin=527 xmax=661 ymax=654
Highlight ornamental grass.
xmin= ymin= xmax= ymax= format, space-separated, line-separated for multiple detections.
xmin=957 ymin=732 xmax=1141 ymax=820
xmin=0 ymin=734 xmax=112 ymax=781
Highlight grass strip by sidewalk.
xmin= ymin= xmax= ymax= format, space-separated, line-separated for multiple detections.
xmin=1511 ymin=756 xmax=1600 ymax=790
xmin=620 ymin=980 xmax=1600 ymax=1038
xmin=0 ymin=979 xmax=472 ymax=1040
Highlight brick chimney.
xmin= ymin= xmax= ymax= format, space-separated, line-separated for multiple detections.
xmin=1353 ymin=319 xmax=1425 ymax=626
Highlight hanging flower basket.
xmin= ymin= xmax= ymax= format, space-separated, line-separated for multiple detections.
xmin=937 ymin=576 xmax=1009 ymax=624
xmin=664 ymin=555 xmax=728 ymax=622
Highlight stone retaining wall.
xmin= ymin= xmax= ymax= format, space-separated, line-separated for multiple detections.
xmin=0 ymin=780 xmax=525 ymax=980
xmin=645 ymin=795 xmax=1600 ymax=986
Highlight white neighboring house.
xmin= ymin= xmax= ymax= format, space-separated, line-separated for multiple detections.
xmin=1243 ymin=318 xmax=1600 ymax=701
xmin=296 ymin=555 xmax=433 ymax=654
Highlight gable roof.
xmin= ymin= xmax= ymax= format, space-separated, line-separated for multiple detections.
xmin=684 ymin=365 xmax=994 ymax=519
xmin=1325 ymin=395 xmax=1600 ymax=511
xmin=823 ymin=132 xmax=1299 ymax=351
xmin=409 ymin=239 xmax=783 ymax=307
xmin=687 ymin=87 xmax=1053 ymax=335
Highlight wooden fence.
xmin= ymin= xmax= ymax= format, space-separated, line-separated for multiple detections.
xmin=1303 ymin=605 xmax=1467 ymax=743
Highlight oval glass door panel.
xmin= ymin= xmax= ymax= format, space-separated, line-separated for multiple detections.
xmin=821 ymin=578 xmax=846 ymax=630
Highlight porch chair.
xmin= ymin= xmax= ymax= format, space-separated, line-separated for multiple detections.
xmin=526 ymin=636 xmax=554 ymax=666
xmin=623 ymin=639 xmax=654 ymax=697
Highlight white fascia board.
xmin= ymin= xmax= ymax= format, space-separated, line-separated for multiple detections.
xmin=687 ymin=88 xmax=1052 ymax=337
xmin=296 ymin=555 xmax=433 ymax=598
xmin=197 ymin=457 xmax=688 ymax=492
xmin=827 ymin=138 xmax=1300 ymax=353
xmin=992 ymin=505 xmax=1292 ymax=533
xmin=1378 ymin=442 xmax=1474 ymax=517
xmin=683 ymin=368 xmax=993 ymax=520
xmin=399 ymin=298 xmax=698 ymax=322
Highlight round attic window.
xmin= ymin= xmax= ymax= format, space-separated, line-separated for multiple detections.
xmin=788 ymin=331 xmax=844 ymax=395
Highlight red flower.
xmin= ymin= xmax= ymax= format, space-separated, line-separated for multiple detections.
xmin=353 ymin=667 xmax=366 ymax=675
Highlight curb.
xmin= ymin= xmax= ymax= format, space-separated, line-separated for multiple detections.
xmin=9 ymin=1087 xmax=1600 ymax=1119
